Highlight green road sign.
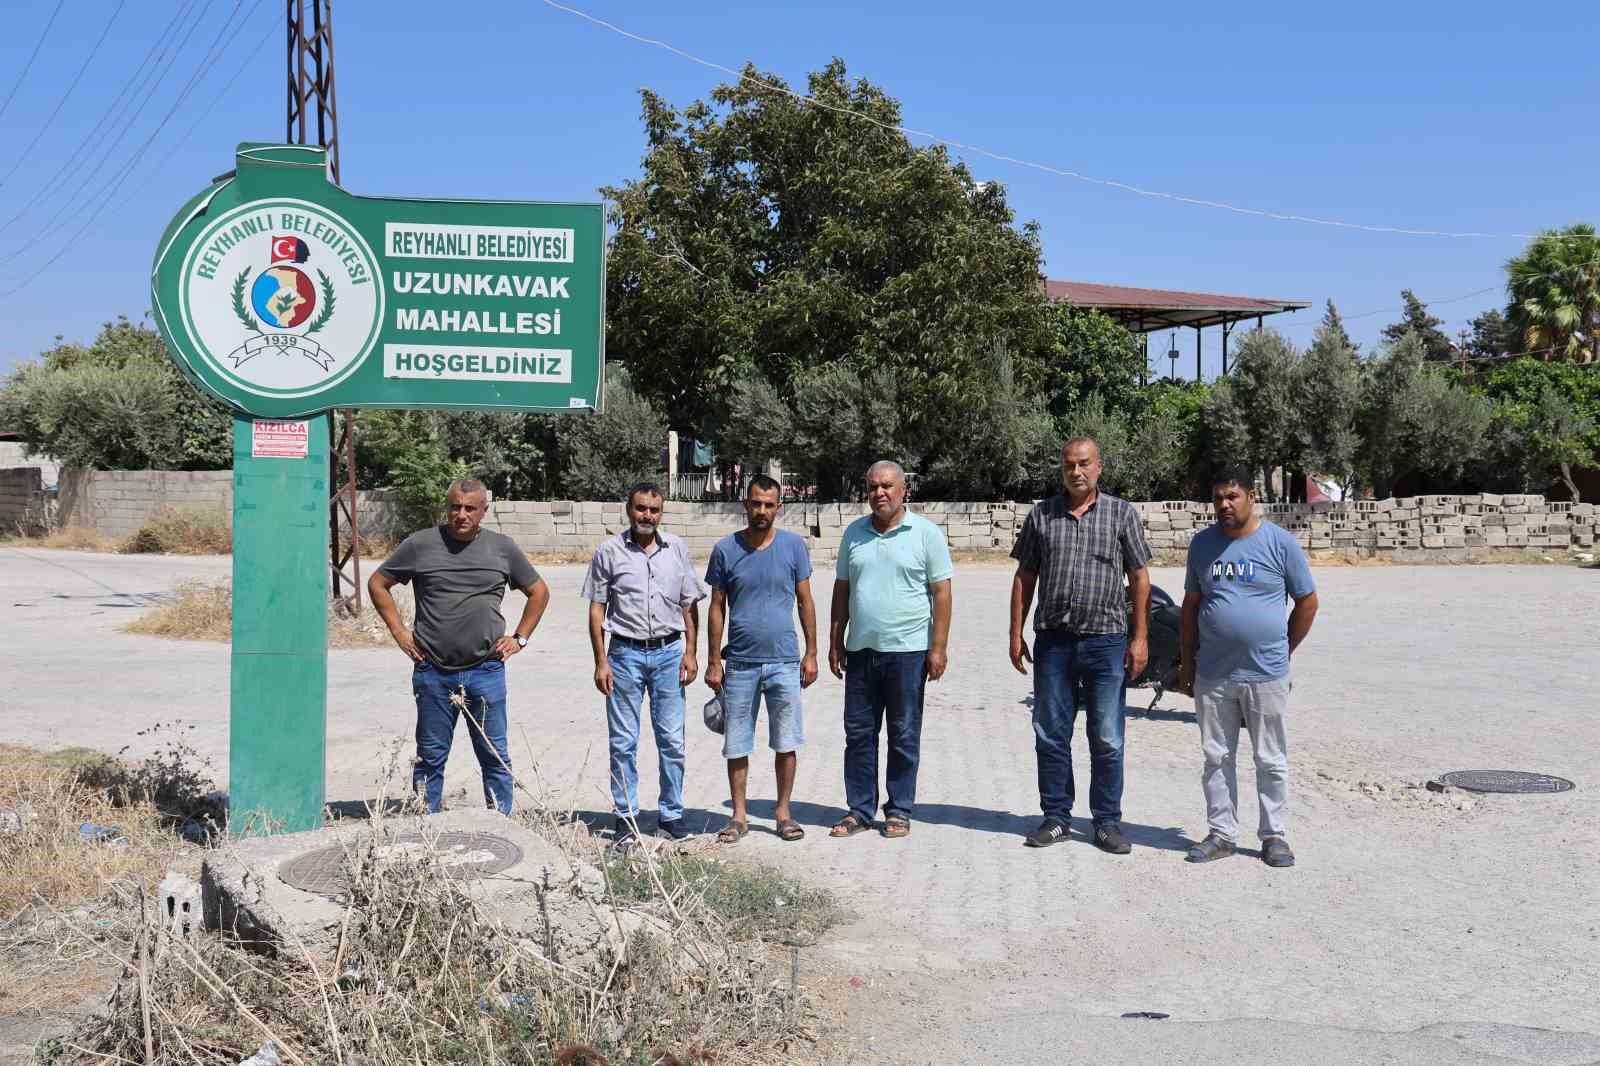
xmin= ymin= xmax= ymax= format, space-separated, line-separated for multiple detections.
xmin=152 ymin=144 xmax=604 ymax=418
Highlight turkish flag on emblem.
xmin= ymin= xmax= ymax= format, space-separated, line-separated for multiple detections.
xmin=271 ymin=236 xmax=309 ymax=264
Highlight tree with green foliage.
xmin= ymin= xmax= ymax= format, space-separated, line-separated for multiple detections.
xmin=1465 ymin=308 xmax=1511 ymax=360
xmin=1380 ymin=290 xmax=1454 ymax=362
xmin=0 ymin=316 xmax=232 ymax=470
xmin=919 ymin=345 xmax=1057 ymax=500
xmin=1297 ymin=313 xmax=1362 ymax=494
xmin=356 ymin=412 xmax=470 ymax=531
xmin=1040 ymin=304 xmax=1145 ymax=417
xmin=1203 ymin=329 xmax=1300 ymax=497
xmin=555 ymin=368 xmax=668 ymax=500
xmin=601 ymin=59 xmax=1053 ymax=437
xmin=1356 ymin=334 xmax=1492 ymax=497
xmin=1316 ymin=299 xmax=1358 ymax=355
xmin=1473 ymin=357 xmax=1600 ymax=498
xmin=783 ymin=363 xmax=905 ymax=502
xmin=1505 ymin=223 xmax=1600 ymax=363
xmin=1133 ymin=379 xmax=1213 ymax=500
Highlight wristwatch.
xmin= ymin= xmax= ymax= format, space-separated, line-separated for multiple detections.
xmin=514 ymin=633 xmax=529 ymax=648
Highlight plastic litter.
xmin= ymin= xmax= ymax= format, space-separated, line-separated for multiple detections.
xmin=237 ymin=1041 xmax=282 ymax=1066
xmin=78 ymin=822 xmax=127 ymax=847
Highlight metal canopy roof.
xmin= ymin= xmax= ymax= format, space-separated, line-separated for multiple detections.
xmin=1046 ymin=279 xmax=1311 ymax=333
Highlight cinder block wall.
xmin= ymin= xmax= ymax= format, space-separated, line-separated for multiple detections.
xmin=24 ymin=470 xmax=1599 ymax=563
xmin=55 ymin=469 xmax=234 ymax=540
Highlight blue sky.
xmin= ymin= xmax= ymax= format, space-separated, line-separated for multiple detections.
xmin=0 ymin=0 xmax=1594 ymax=379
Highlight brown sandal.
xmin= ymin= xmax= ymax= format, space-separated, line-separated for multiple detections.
xmin=717 ymin=820 xmax=748 ymax=844
xmin=829 ymin=814 xmax=870 ymax=838
xmin=777 ymin=819 xmax=805 ymax=842
xmin=882 ymin=816 xmax=911 ymax=839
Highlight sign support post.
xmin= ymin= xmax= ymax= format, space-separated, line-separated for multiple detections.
xmin=228 ymin=415 xmax=329 ymax=832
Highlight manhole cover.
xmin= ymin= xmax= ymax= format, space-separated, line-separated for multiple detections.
xmin=1437 ymin=770 xmax=1575 ymax=795
xmin=278 ymin=830 xmax=524 ymax=898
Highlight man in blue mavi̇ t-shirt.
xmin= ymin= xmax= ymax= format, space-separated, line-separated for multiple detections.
xmin=1179 ymin=467 xmax=1319 ymax=869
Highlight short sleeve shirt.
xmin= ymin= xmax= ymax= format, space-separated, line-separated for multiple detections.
xmin=377 ymin=527 xmax=540 ymax=668
xmin=1011 ymin=492 xmax=1152 ymax=635
xmin=581 ymin=529 xmax=708 ymax=641
xmin=835 ymin=510 xmax=954 ymax=653
xmin=705 ymin=529 xmax=812 ymax=663
xmin=1184 ymin=521 xmax=1316 ymax=683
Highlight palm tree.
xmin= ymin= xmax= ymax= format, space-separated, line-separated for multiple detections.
xmin=1505 ymin=224 xmax=1600 ymax=363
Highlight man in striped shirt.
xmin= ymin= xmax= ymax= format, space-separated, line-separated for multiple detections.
xmin=1009 ymin=437 xmax=1152 ymax=854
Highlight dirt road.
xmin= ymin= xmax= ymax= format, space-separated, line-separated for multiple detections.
xmin=4 ymin=546 xmax=1597 ymax=1064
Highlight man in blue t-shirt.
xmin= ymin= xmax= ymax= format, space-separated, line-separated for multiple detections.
xmin=704 ymin=475 xmax=819 ymax=844
xmin=1179 ymin=467 xmax=1319 ymax=869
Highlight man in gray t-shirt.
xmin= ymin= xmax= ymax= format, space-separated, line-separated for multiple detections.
xmin=1179 ymin=467 xmax=1318 ymax=868
xmin=370 ymin=478 xmax=549 ymax=814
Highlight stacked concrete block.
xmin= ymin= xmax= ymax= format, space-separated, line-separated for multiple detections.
xmin=31 ymin=467 xmax=1600 ymax=562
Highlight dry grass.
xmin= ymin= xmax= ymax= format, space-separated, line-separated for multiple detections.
xmin=0 ymin=738 xmax=215 ymax=1025
xmin=33 ymin=748 xmax=839 ymax=1066
xmin=121 ymin=581 xmax=415 ymax=648
xmin=948 ymin=547 xmax=1016 ymax=565
xmin=1 ymin=525 xmax=121 ymax=552
xmin=528 ymin=549 xmax=597 ymax=566
xmin=121 ymin=506 xmax=232 ymax=555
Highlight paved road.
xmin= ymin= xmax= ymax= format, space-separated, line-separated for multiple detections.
xmin=5 ymin=546 xmax=1599 ymax=1065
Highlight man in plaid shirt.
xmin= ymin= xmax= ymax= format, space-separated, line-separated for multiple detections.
xmin=1009 ymin=437 xmax=1152 ymax=854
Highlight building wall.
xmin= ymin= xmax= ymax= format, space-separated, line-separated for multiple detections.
xmin=0 ymin=467 xmax=48 ymax=534
xmin=0 ymin=442 xmax=59 ymax=487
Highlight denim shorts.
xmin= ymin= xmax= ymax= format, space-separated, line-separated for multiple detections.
xmin=720 ymin=660 xmax=804 ymax=759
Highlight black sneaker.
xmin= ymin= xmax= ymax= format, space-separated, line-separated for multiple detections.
xmin=1023 ymin=818 xmax=1070 ymax=848
xmin=611 ymin=816 xmax=639 ymax=850
xmin=1262 ymin=836 xmax=1296 ymax=868
xmin=656 ymin=818 xmax=693 ymax=841
xmin=1093 ymin=823 xmax=1132 ymax=854
xmin=1185 ymin=832 xmax=1236 ymax=863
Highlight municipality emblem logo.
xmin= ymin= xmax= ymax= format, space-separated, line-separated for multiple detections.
xmin=176 ymin=198 xmax=383 ymax=398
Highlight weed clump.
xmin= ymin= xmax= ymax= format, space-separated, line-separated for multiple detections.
xmin=121 ymin=506 xmax=232 ymax=555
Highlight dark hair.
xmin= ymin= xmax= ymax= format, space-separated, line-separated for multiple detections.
xmin=746 ymin=474 xmax=782 ymax=498
xmin=625 ymin=482 xmax=663 ymax=506
xmin=1209 ymin=466 xmax=1256 ymax=493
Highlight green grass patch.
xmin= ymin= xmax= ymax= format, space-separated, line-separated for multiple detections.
xmin=605 ymin=852 xmax=846 ymax=945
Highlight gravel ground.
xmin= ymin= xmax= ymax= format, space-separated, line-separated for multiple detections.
xmin=4 ymin=545 xmax=1598 ymax=1065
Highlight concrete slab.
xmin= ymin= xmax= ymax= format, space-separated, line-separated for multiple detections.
xmin=200 ymin=808 xmax=619 ymax=963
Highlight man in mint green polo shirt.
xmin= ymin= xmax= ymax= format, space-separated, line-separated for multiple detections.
xmin=827 ymin=460 xmax=954 ymax=840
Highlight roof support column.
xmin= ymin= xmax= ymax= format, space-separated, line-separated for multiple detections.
xmin=1194 ymin=324 xmax=1203 ymax=383
xmin=1222 ymin=319 xmax=1235 ymax=375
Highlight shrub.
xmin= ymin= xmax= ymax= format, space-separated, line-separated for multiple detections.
xmin=120 ymin=507 xmax=232 ymax=555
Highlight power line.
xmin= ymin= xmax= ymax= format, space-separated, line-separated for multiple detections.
xmin=0 ymin=0 xmax=65 ymax=124
xmin=0 ymin=0 xmax=129 ymax=192
xmin=0 ymin=0 xmax=214 ymax=264
xmin=106 ymin=8 xmax=277 ymax=214
xmin=0 ymin=0 xmax=199 ymax=238
xmin=1279 ymin=254 xmax=1600 ymax=337
xmin=0 ymin=0 xmax=256 ymax=297
xmin=540 ymin=0 xmax=1594 ymax=246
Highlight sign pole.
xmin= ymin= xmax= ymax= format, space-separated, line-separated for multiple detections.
xmin=228 ymin=415 xmax=329 ymax=832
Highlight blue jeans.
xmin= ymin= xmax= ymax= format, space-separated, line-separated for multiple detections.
xmin=412 ymin=659 xmax=514 ymax=815
xmin=843 ymin=648 xmax=927 ymax=823
xmin=720 ymin=660 xmax=805 ymax=759
xmin=606 ymin=638 xmax=687 ymax=822
xmin=1032 ymin=631 xmax=1127 ymax=827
